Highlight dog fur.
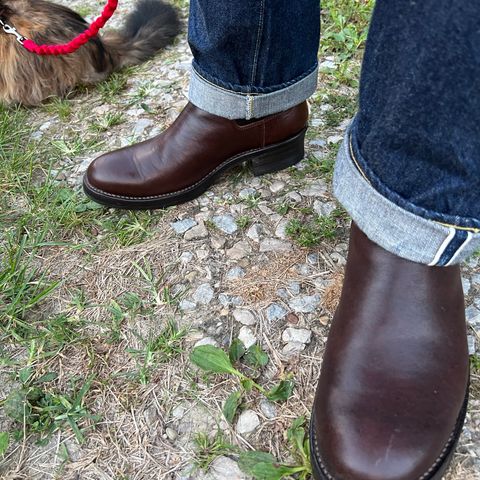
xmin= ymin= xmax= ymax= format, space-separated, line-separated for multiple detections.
xmin=0 ymin=0 xmax=180 ymax=105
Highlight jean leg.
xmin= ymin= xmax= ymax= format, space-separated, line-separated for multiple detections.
xmin=188 ymin=0 xmax=320 ymax=119
xmin=334 ymin=0 xmax=480 ymax=265
xmin=356 ymin=0 xmax=480 ymax=225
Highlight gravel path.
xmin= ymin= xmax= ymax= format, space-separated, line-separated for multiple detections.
xmin=0 ymin=1 xmax=478 ymax=479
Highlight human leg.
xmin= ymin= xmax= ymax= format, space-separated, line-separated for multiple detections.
xmin=311 ymin=1 xmax=476 ymax=478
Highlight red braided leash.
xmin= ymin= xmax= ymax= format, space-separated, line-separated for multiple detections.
xmin=21 ymin=0 xmax=118 ymax=55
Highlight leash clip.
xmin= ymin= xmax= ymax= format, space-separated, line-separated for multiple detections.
xmin=0 ymin=19 xmax=26 ymax=45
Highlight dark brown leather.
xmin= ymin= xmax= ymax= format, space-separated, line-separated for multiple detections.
xmin=312 ymin=223 xmax=469 ymax=480
xmin=85 ymin=101 xmax=308 ymax=197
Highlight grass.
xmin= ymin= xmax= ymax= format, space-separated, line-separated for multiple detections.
xmin=193 ymin=431 xmax=235 ymax=471
xmin=89 ymin=111 xmax=125 ymax=133
xmin=0 ymin=0 xmax=477 ymax=479
xmin=2 ymin=374 xmax=98 ymax=444
xmin=321 ymin=0 xmax=375 ymax=60
xmin=286 ymin=213 xmax=341 ymax=247
xmin=127 ymin=320 xmax=188 ymax=384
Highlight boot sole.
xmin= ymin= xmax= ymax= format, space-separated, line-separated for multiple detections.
xmin=310 ymin=386 xmax=469 ymax=480
xmin=83 ymin=128 xmax=306 ymax=210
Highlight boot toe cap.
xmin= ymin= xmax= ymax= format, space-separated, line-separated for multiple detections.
xmin=85 ymin=150 xmax=142 ymax=196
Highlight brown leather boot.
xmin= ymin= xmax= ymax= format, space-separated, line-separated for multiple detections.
xmin=310 ymin=223 xmax=469 ymax=480
xmin=83 ymin=102 xmax=308 ymax=209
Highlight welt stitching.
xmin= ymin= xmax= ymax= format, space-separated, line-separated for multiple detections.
xmin=312 ymin=426 xmax=456 ymax=480
xmin=86 ymin=145 xmax=273 ymax=201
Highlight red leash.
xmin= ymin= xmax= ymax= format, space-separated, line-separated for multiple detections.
xmin=3 ymin=0 xmax=118 ymax=55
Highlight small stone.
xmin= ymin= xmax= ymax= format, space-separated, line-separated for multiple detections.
xmin=185 ymin=272 xmax=197 ymax=282
xmin=330 ymin=252 xmax=347 ymax=266
xmin=179 ymin=300 xmax=196 ymax=311
xmin=236 ymin=410 xmax=260 ymax=435
xmin=327 ymin=135 xmax=343 ymax=144
xmin=282 ymin=327 xmax=312 ymax=344
xmin=307 ymin=253 xmax=319 ymax=265
xmin=32 ymin=130 xmax=43 ymax=140
xmin=165 ymin=427 xmax=178 ymax=442
xmin=239 ymin=187 xmax=257 ymax=199
xmin=466 ymin=306 xmax=480 ymax=330
xmin=227 ymin=266 xmax=246 ymax=280
xmin=212 ymin=215 xmax=238 ymax=234
xmin=286 ymin=191 xmax=302 ymax=203
xmin=259 ymin=400 xmax=277 ymax=419
xmin=238 ymin=326 xmax=256 ymax=349
xmin=133 ymin=118 xmax=153 ymax=137
xmin=300 ymin=180 xmax=327 ymax=197
xmin=196 ymin=249 xmax=209 ymax=260
xmin=211 ymin=236 xmax=226 ymax=250
xmin=471 ymin=274 xmax=480 ymax=286
xmin=171 ymin=218 xmax=197 ymax=234
xmin=193 ymin=284 xmax=214 ymax=305
xmin=184 ymin=223 xmax=208 ymax=240
xmin=260 ymin=238 xmax=292 ymax=253
xmin=276 ymin=288 xmax=289 ymax=301
xmin=232 ymin=309 xmax=256 ymax=326
xmin=209 ymin=456 xmax=250 ymax=480
xmin=246 ymin=224 xmax=263 ymax=242
xmin=313 ymin=200 xmax=336 ymax=217
xmin=319 ymin=315 xmax=330 ymax=326
xmin=287 ymin=282 xmax=301 ymax=295
xmin=289 ymin=295 xmax=321 ymax=313
xmin=465 ymin=305 xmax=480 ymax=320
xmin=226 ymin=241 xmax=251 ymax=260
xmin=219 ymin=293 xmax=244 ymax=306
xmin=310 ymin=139 xmax=327 ymax=148
xmin=320 ymin=59 xmax=336 ymax=69
xmin=462 ymin=277 xmax=471 ymax=296
xmin=266 ymin=303 xmax=287 ymax=322
xmin=296 ymin=264 xmax=311 ymax=276
xmin=269 ymin=180 xmax=286 ymax=193
xmin=275 ymin=219 xmax=289 ymax=240
xmin=171 ymin=405 xmax=186 ymax=419
xmin=180 ymin=252 xmax=194 ymax=264
xmin=468 ymin=335 xmax=476 ymax=355
xmin=282 ymin=342 xmax=306 ymax=355
xmin=258 ymin=204 xmax=276 ymax=216
xmin=194 ymin=337 xmax=219 ymax=348
xmin=286 ymin=313 xmax=300 ymax=324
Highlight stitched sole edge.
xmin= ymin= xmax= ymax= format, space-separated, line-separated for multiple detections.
xmin=82 ymin=128 xmax=306 ymax=210
xmin=309 ymin=386 xmax=469 ymax=480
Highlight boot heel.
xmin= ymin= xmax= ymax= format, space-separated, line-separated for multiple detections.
xmin=250 ymin=128 xmax=306 ymax=176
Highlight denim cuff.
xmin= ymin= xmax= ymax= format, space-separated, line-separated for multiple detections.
xmin=334 ymin=123 xmax=480 ymax=266
xmin=188 ymin=65 xmax=318 ymax=120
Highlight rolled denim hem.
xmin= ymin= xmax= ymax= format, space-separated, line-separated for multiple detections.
xmin=334 ymin=125 xmax=480 ymax=266
xmin=188 ymin=66 xmax=318 ymax=120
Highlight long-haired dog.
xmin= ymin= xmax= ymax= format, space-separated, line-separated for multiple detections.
xmin=0 ymin=0 xmax=181 ymax=106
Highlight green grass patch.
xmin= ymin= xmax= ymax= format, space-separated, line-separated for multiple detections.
xmin=286 ymin=210 xmax=343 ymax=247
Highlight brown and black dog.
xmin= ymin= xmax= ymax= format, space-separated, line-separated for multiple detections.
xmin=0 ymin=0 xmax=180 ymax=105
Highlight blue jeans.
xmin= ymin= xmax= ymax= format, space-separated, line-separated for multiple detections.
xmin=187 ymin=0 xmax=480 ymax=265
xmin=188 ymin=0 xmax=320 ymax=119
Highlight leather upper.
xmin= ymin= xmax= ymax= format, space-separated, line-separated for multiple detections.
xmin=312 ymin=223 xmax=469 ymax=480
xmin=86 ymin=101 xmax=308 ymax=197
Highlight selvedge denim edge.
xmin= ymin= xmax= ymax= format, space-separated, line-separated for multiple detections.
xmin=188 ymin=65 xmax=318 ymax=120
xmin=334 ymin=123 xmax=480 ymax=266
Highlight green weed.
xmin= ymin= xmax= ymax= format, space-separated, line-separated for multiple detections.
xmin=286 ymin=213 xmax=340 ymax=247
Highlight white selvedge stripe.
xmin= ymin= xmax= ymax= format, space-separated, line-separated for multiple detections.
xmin=428 ymin=227 xmax=456 ymax=266
xmin=446 ymin=231 xmax=474 ymax=266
